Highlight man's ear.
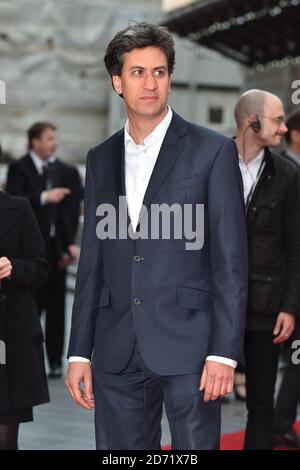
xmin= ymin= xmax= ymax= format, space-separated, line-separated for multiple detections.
xmin=112 ymin=75 xmax=122 ymax=95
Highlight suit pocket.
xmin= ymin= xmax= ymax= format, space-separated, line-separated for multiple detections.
xmin=166 ymin=175 xmax=199 ymax=191
xmin=176 ymin=285 xmax=210 ymax=312
xmin=98 ymin=285 xmax=110 ymax=308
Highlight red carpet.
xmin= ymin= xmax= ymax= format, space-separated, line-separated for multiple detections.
xmin=161 ymin=421 xmax=300 ymax=450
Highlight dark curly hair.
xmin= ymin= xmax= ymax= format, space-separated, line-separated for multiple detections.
xmin=104 ymin=22 xmax=175 ymax=81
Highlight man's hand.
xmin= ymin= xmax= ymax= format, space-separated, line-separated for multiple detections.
xmin=273 ymin=312 xmax=295 ymax=344
xmin=45 ymin=187 xmax=71 ymax=204
xmin=68 ymin=244 xmax=80 ymax=262
xmin=65 ymin=362 xmax=95 ymax=410
xmin=0 ymin=257 xmax=12 ymax=280
xmin=200 ymin=361 xmax=234 ymax=403
xmin=58 ymin=245 xmax=80 ymax=271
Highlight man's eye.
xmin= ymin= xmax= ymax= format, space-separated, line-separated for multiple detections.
xmin=133 ymin=69 xmax=143 ymax=76
xmin=154 ymin=70 xmax=165 ymax=76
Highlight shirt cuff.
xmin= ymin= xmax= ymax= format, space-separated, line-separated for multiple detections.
xmin=68 ymin=356 xmax=90 ymax=364
xmin=40 ymin=191 xmax=47 ymax=205
xmin=206 ymin=356 xmax=237 ymax=369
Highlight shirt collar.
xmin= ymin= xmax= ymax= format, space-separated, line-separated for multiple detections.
xmin=48 ymin=154 xmax=57 ymax=164
xmin=29 ymin=150 xmax=45 ymax=174
xmin=238 ymin=149 xmax=264 ymax=166
xmin=124 ymin=106 xmax=173 ymax=148
xmin=30 ymin=151 xmax=57 ymax=172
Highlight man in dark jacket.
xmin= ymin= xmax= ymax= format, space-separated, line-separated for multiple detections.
xmin=273 ymin=108 xmax=300 ymax=448
xmin=234 ymin=90 xmax=300 ymax=450
xmin=6 ymin=122 xmax=82 ymax=378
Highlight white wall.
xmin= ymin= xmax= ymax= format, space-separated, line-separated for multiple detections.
xmin=0 ymin=0 xmax=162 ymax=162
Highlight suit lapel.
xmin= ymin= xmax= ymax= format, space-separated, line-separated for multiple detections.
xmin=139 ymin=112 xmax=188 ymax=224
xmin=110 ymin=129 xmax=132 ymax=230
xmin=111 ymin=129 xmax=126 ymax=199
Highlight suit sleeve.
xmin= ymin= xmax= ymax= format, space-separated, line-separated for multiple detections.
xmin=6 ymin=163 xmax=43 ymax=209
xmin=67 ymin=151 xmax=103 ymax=359
xmin=8 ymin=198 xmax=50 ymax=290
xmin=207 ymin=138 xmax=248 ymax=364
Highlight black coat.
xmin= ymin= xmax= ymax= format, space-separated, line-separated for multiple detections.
xmin=0 ymin=192 xmax=50 ymax=413
xmin=246 ymin=148 xmax=300 ymax=330
xmin=6 ymin=154 xmax=82 ymax=258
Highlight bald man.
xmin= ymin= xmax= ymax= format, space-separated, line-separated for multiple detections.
xmin=234 ymin=90 xmax=300 ymax=449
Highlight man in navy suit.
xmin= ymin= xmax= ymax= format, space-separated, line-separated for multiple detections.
xmin=65 ymin=22 xmax=248 ymax=450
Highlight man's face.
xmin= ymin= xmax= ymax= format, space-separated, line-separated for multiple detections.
xmin=32 ymin=127 xmax=58 ymax=160
xmin=112 ymin=46 xmax=171 ymax=120
xmin=255 ymin=97 xmax=288 ymax=147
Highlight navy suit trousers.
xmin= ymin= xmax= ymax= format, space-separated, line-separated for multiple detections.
xmin=92 ymin=341 xmax=221 ymax=450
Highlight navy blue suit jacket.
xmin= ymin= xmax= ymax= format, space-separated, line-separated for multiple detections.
xmin=68 ymin=111 xmax=248 ymax=375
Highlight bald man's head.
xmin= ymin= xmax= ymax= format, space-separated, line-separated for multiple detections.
xmin=234 ymin=89 xmax=287 ymax=153
xmin=234 ymin=89 xmax=283 ymax=129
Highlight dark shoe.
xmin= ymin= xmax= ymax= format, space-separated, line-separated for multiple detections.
xmin=275 ymin=430 xmax=300 ymax=449
xmin=48 ymin=365 xmax=62 ymax=379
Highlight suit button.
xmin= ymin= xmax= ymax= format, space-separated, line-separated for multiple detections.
xmin=252 ymin=206 xmax=257 ymax=212
xmin=133 ymin=298 xmax=141 ymax=305
xmin=134 ymin=255 xmax=144 ymax=262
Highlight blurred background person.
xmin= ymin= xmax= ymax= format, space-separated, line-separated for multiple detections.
xmin=281 ymin=108 xmax=300 ymax=164
xmin=6 ymin=122 xmax=82 ymax=379
xmin=0 ymin=148 xmax=50 ymax=449
xmin=273 ymin=108 xmax=300 ymax=449
xmin=234 ymin=89 xmax=300 ymax=450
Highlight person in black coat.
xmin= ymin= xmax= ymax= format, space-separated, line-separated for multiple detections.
xmin=0 ymin=190 xmax=50 ymax=450
xmin=273 ymin=108 xmax=300 ymax=449
xmin=6 ymin=122 xmax=82 ymax=378
xmin=234 ymin=90 xmax=300 ymax=449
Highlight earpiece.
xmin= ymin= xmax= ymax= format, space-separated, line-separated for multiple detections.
xmin=250 ymin=116 xmax=261 ymax=133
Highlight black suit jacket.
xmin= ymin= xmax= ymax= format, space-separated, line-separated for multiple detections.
xmin=0 ymin=192 xmax=50 ymax=412
xmin=6 ymin=154 xmax=82 ymax=258
xmin=68 ymin=111 xmax=248 ymax=374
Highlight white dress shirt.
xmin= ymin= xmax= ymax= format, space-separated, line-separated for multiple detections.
xmin=124 ymin=106 xmax=173 ymax=231
xmin=69 ymin=107 xmax=236 ymax=368
xmin=238 ymin=150 xmax=264 ymax=203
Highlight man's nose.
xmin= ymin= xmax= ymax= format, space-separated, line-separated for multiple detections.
xmin=280 ymin=122 xmax=288 ymax=134
xmin=144 ymin=72 xmax=158 ymax=90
